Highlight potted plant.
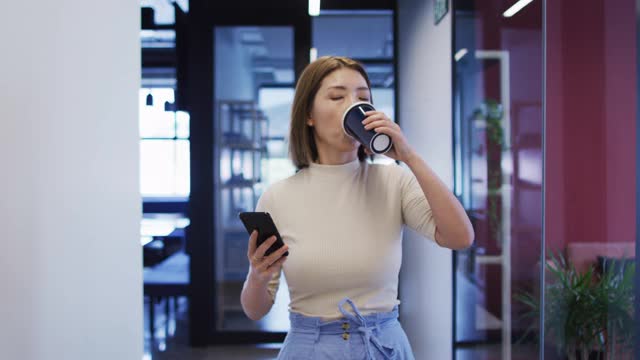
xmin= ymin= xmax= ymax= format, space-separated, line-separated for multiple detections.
xmin=516 ymin=250 xmax=635 ymax=360
xmin=471 ymin=99 xmax=505 ymax=244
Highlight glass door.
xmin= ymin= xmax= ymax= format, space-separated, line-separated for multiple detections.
xmin=185 ymin=0 xmax=310 ymax=346
xmin=213 ymin=26 xmax=296 ymax=334
xmin=453 ymin=1 xmax=639 ymax=359
xmin=542 ymin=0 xmax=638 ymax=358
xmin=452 ymin=1 xmax=543 ymax=359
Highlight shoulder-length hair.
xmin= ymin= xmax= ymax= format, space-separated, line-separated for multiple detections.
xmin=289 ymin=56 xmax=372 ymax=170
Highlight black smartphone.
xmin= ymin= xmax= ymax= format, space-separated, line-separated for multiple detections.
xmin=238 ymin=212 xmax=289 ymax=257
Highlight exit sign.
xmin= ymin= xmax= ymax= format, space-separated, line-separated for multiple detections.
xmin=435 ymin=0 xmax=449 ymax=24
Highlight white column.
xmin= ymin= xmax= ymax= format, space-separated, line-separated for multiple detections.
xmin=0 ymin=1 xmax=142 ymax=359
xmin=397 ymin=0 xmax=453 ymax=359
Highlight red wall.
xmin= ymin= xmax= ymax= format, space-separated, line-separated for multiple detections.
xmin=476 ymin=0 xmax=637 ymax=325
xmin=545 ymin=0 xmax=637 ymax=249
xmin=458 ymin=0 xmax=636 ymax=333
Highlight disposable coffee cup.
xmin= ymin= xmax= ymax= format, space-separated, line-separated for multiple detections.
xmin=342 ymin=101 xmax=393 ymax=155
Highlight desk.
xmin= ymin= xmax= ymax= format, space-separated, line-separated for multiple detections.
xmin=144 ymin=251 xmax=189 ymax=294
xmin=144 ymin=251 xmax=189 ymax=340
xmin=141 ymin=216 xmax=189 ymax=266
xmin=140 ymin=216 xmax=190 ymax=243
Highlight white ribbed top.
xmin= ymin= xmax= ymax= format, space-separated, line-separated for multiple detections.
xmin=252 ymin=159 xmax=437 ymax=320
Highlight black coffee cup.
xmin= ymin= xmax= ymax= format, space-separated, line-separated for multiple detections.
xmin=342 ymin=101 xmax=393 ymax=154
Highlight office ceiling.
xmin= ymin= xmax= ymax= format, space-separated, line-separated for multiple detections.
xmin=141 ymin=1 xmax=394 ymax=87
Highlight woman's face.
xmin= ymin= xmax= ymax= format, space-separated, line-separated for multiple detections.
xmin=308 ymin=68 xmax=371 ymax=153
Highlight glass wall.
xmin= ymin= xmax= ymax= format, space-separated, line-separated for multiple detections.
xmin=453 ymin=0 xmax=638 ymax=359
xmin=210 ymin=12 xmax=398 ymax=336
xmin=543 ymin=0 xmax=637 ymax=358
xmin=213 ymin=26 xmax=295 ymax=333
xmin=312 ymin=11 xmax=396 ymax=165
xmin=453 ymin=1 xmax=543 ymax=359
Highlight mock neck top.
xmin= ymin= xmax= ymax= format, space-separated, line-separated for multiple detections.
xmin=249 ymin=160 xmax=437 ymax=320
xmin=307 ymin=158 xmax=362 ymax=175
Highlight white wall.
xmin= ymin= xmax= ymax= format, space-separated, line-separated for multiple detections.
xmin=0 ymin=1 xmax=142 ymax=359
xmin=397 ymin=0 xmax=453 ymax=359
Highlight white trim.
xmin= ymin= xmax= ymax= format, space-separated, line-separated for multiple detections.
xmin=503 ymin=0 xmax=534 ymax=18
xmin=341 ymin=101 xmax=373 ymax=137
xmin=474 ymin=49 xmax=512 ymax=360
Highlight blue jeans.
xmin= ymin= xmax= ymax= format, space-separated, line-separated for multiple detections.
xmin=277 ymin=298 xmax=415 ymax=360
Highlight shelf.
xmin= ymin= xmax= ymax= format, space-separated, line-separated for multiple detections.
xmin=223 ymin=226 xmax=247 ymax=234
xmin=514 ymin=178 xmax=542 ymax=190
xmin=236 ymin=114 xmax=268 ymax=121
xmin=216 ymin=100 xmax=268 ymax=276
xmin=221 ymin=179 xmax=260 ymax=189
xmin=222 ymin=142 xmax=267 ymax=152
xmin=514 ymin=133 xmax=542 ymax=149
xmin=513 ymin=225 xmax=542 ymax=233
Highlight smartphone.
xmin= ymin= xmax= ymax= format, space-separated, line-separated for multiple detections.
xmin=238 ymin=212 xmax=289 ymax=257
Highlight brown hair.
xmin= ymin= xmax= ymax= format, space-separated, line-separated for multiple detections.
xmin=288 ymin=56 xmax=372 ymax=170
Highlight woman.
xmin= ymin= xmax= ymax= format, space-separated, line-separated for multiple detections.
xmin=240 ymin=56 xmax=474 ymax=359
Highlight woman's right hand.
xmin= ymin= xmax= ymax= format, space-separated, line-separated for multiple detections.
xmin=247 ymin=230 xmax=289 ymax=286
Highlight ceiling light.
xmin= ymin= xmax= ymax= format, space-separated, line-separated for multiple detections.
xmin=309 ymin=0 xmax=320 ymax=16
xmin=503 ymin=0 xmax=534 ymax=18
xmin=455 ymin=48 xmax=468 ymax=61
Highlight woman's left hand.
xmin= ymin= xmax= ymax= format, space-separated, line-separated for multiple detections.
xmin=362 ymin=111 xmax=416 ymax=163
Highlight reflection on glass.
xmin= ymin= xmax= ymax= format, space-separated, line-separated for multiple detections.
xmin=210 ymin=14 xmax=401 ymax=335
xmin=453 ymin=1 xmax=542 ymax=359
xmin=214 ymin=26 xmax=295 ymax=333
xmin=312 ymin=13 xmax=393 ymax=59
xmin=541 ymin=1 xmax=637 ymax=359
xmin=312 ymin=13 xmax=396 ymax=166
xmin=259 ymin=87 xmax=297 ymax=183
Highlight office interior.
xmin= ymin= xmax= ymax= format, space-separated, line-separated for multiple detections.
xmin=1 ymin=0 xmax=639 ymax=359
